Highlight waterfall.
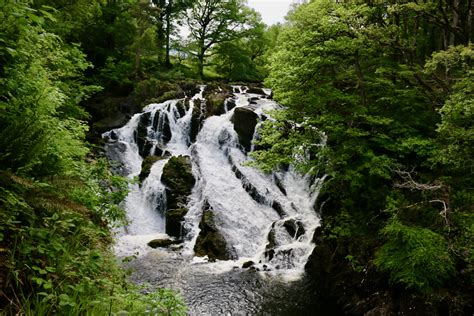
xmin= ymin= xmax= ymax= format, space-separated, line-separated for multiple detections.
xmin=103 ymin=86 xmax=323 ymax=278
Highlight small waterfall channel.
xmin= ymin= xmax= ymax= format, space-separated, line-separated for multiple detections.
xmin=103 ymin=86 xmax=326 ymax=314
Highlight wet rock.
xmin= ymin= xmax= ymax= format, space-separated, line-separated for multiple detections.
xmin=190 ymin=99 xmax=204 ymax=143
xmin=242 ymin=261 xmax=255 ymax=269
xmin=135 ymin=112 xmax=152 ymax=157
xmin=273 ymin=174 xmax=287 ymax=196
xmin=176 ymin=99 xmax=188 ymax=118
xmin=194 ymin=210 xmax=230 ymax=261
xmin=179 ymin=80 xmax=201 ymax=97
xmin=231 ymin=106 xmax=259 ymax=152
xmin=248 ymin=97 xmax=260 ymax=105
xmin=165 ymin=208 xmax=187 ymax=238
xmin=246 ymin=86 xmax=266 ymax=95
xmin=152 ymin=110 xmax=161 ymax=131
xmin=138 ymin=156 xmax=163 ymax=183
xmin=283 ymin=219 xmax=306 ymax=240
xmin=203 ymin=82 xmax=232 ymax=97
xmin=104 ymin=142 xmax=130 ymax=176
xmin=162 ymin=156 xmax=195 ymax=238
xmin=230 ymin=164 xmax=268 ymax=205
xmin=162 ymin=114 xmax=172 ymax=144
xmin=264 ymin=224 xmax=277 ymax=261
xmin=147 ymin=238 xmax=179 ymax=248
xmin=162 ymin=155 xmax=195 ymax=209
xmin=153 ymin=146 xmax=163 ymax=156
xmin=226 ymin=98 xmax=237 ymax=111
xmin=205 ymin=92 xmax=232 ymax=118
xmin=271 ymin=201 xmax=287 ymax=218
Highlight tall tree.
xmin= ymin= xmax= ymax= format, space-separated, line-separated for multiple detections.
xmin=253 ymin=0 xmax=473 ymax=312
xmin=153 ymin=0 xmax=194 ymax=67
xmin=185 ymin=0 xmax=251 ymax=78
xmin=212 ymin=9 xmax=267 ymax=81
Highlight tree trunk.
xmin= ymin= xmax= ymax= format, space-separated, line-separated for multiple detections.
xmin=450 ymin=0 xmax=460 ymax=45
xmin=198 ymin=51 xmax=204 ymax=79
xmin=164 ymin=1 xmax=172 ymax=67
xmin=134 ymin=47 xmax=142 ymax=80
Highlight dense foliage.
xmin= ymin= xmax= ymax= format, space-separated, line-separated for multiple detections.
xmin=0 ymin=1 xmax=187 ymax=314
xmin=253 ymin=0 xmax=473 ymax=313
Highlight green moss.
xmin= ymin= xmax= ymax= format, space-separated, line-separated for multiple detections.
xmin=205 ymin=92 xmax=230 ymax=117
xmin=162 ymin=156 xmax=195 ymax=209
xmin=139 ymin=156 xmax=164 ymax=183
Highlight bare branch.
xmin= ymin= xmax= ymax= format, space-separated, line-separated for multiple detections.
xmin=392 ymin=167 xmax=443 ymax=191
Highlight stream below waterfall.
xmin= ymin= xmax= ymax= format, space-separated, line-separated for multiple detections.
xmin=103 ymin=86 xmax=332 ymax=315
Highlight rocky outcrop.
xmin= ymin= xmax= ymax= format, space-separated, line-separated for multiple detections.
xmin=138 ymin=156 xmax=163 ymax=183
xmin=204 ymin=92 xmax=232 ymax=117
xmin=283 ymin=219 xmax=305 ymax=240
xmin=231 ymin=107 xmax=259 ymax=152
xmin=190 ymin=99 xmax=204 ymax=143
xmin=194 ymin=210 xmax=230 ymax=261
xmin=161 ymin=156 xmax=195 ymax=238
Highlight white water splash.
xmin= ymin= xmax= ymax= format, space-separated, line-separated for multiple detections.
xmin=104 ymin=86 xmax=324 ymax=279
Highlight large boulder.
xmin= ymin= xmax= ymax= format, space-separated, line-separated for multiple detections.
xmin=204 ymin=92 xmax=232 ymax=117
xmin=162 ymin=156 xmax=195 ymax=238
xmin=231 ymin=106 xmax=259 ymax=152
xmin=194 ymin=210 xmax=230 ymax=261
xmin=162 ymin=155 xmax=195 ymax=209
xmin=139 ymin=156 xmax=163 ymax=183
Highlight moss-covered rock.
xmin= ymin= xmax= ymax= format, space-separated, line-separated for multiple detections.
xmin=139 ymin=156 xmax=163 ymax=183
xmin=161 ymin=156 xmax=195 ymax=238
xmin=133 ymin=79 xmax=180 ymax=107
xmin=147 ymin=90 xmax=185 ymax=105
xmin=162 ymin=155 xmax=195 ymax=209
xmin=204 ymin=92 xmax=232 ymax=118
xmin=231 ymin=106 xmax=259 ymax=152
xmin=178 ymin=80 xmax=201 ymax=97
xmin=193 ymin=210 xmax=230 ymax=261
xmin=165 ymin=208 xmax=188 ymax=238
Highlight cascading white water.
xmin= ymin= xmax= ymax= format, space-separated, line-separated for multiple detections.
xmin=103 ymin=85 xmax=326 ymax=312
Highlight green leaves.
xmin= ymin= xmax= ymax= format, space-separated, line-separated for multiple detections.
xmin=375 ymin=219 xmax=454 ymax=292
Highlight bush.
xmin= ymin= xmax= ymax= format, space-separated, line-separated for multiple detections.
xmin=374 ymin=219 xmax=455 ymax=292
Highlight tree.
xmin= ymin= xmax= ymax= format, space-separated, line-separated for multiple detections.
xmin=185 ymin=0 xmax=252 ymax=78
xmin=252 ymin=0 xmax=473 ymax=311
xmin=153 ymin=0 xmax=194 ymax=67
xmin=212 ymin=10 xmax=267 ymax=81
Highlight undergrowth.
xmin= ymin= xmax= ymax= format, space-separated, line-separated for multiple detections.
xmin=0 ymin=160 xmax=186 ymax=315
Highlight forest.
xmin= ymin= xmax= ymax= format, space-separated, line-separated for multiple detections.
xmin=0 ymin=0 xmax=472 ymax=315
